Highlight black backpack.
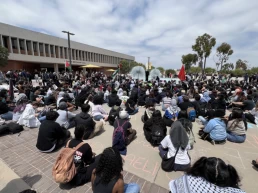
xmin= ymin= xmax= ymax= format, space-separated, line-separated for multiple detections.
xmin=151 ymin=125 xmax=164 ymax=146
xmin=108 ymin=107 xmax=122 ymax=125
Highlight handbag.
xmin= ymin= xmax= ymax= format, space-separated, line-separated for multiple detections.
xmin=62 ymin=110 xmax=69 ymax=129
xmin=161 ymin=147 xmax=180 ymax=172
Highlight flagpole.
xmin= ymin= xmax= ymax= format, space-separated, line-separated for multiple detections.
xmin=65 ymin=61 xmax=66 ymax=73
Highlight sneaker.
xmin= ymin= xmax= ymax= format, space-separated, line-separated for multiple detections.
xmin=210 ymin=140 xmax=215 ymax=145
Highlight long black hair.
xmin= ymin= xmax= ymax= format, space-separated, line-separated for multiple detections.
xmin=95 ymin=147 xmax=123 ymax=184
xmin=186 ymin=157 xmax=241 ymax=188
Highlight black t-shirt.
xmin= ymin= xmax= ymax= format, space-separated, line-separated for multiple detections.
xmin=68 ymin=139 xmax=93 ymax=167
xmin=178 ymin=101 xmax=196 ymax=111
xmin=113 ymin=119 xmax=132 ymax=137
xmin=243 ymin=100 xmax=255 ymax=111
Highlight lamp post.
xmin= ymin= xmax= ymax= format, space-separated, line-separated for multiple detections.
xmin=62 ymin=31 xmax=74 ymax=71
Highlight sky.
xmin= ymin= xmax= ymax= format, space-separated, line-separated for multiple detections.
xmin=0 ymin=0 xmax=258 ymax=69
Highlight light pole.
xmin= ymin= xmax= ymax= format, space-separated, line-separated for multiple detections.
xmin=62 ymin=31 xmax=74 ymax=71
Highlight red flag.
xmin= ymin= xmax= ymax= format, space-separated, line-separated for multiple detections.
xmin=65 ymin=61 xmax=70 ymax=68
xmin=178 ymin=65 xmax=186 ymax=81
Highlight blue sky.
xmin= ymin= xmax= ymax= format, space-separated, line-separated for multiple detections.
xmin=0 ymin=0 xmax=258 ymax=69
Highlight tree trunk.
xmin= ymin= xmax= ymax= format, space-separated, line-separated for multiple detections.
xmin=203 ymin=57 xmax=207 ymax=75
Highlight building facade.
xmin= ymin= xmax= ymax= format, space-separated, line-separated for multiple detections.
xmin=0 ymin=22 xmax=135 ymax=73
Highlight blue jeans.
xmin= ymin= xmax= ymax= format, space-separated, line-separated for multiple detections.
xmin=1 ymin=111 xmax=13 ymax=120
xmin=198 ymin=116 xmax=208 ymax=125
xmin=124 ymin=183 xmax=140 ymax=193
xmin=227 ymin=132 xmax=246 ymax=143
xmin=94 ymin=115 xmax=104 ymax=121
xmin=129 ymin=108 xmax=139 ymax=115
xmin=39 ymin=115 xmax=46 ymax=122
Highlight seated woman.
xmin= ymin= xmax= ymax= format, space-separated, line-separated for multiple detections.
xmin=12 ymin=96 xmax=28 ymax=122
xmin=36 ymin=111 xmax=70 ymax=152
xmin=227 ymin=108 xmax=246 ymax=143
xmin=161 ymin=92 xmax=172 ymax=111
xmin=0 ymin=90 xmax=13 ymax=120
xmin=55 ymin=102 xmax=76 ymax=129
xmin=143 ymin=110 xmax=167 ymax=146
xmin=163 ymin=99 xmax=180 ymax=127
xmin=141 ymin=101 xmax=155 ymax=123
xmin=177 ymin=111 xmax=195 ymax=149
xmin=92 ymin=95 xmax=108 ymax=122
xmin=74 ymin=104 xmax=104 ymax=140
xmin=169 ymin=157 xmax=246 ymax=193
xmin=108 ymin=99 xmax=122 ymax=126
xmin=159 ymin=121 xmax=191 ymax=171
xmin=125 ymin=97 xmax=139 ymax=115
xmin=91 ymin=147 xmax=140 ymax=193
xmin=68 ymin=125 xmax=100 ymax=186
xmin=198 ymin=109 xmax=227 ymax=145
xmin=18 ymin=101 xmax=41 ymax=128
xmin=245 ymin=101 xmax=258 ymax=125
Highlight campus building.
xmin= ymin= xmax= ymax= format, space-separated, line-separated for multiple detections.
xmin=0 ymin=22 xmax=135 ymax=73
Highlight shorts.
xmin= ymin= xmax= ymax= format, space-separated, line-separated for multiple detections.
xmin=93 ymin=115 xmax=104 ymax=121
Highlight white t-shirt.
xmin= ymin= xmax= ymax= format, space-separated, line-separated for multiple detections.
xmin=161 ymin=135 xmax=190 ymax=165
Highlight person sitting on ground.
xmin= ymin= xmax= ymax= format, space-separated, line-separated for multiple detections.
xmin=159 ymin=121 xmax=191 ymax=171
xmin=245 ymin=101 xmax=258 ymax=125
xmin=232 ymin=94 xmax=255 ymax=111
xmin=12 ymin=96 xmax=28 ymax=122
xmin=143 ymin=110 xmax=167 ymax=146
xmin=108 ymin=99 xmax=122 ymax=126
xmin=67 ymin=125 xmax=100 ymax=186
xmin=169 ymin=157 xmax=246 ymax=193
xmin=112 ymin=110 xmax=137 ymax=155
xmin=211 ymin=93 xmax=226 ymax=111
xmin=18 ymin=101 xmax=41 ymax=128
xmin=36 ymin=111 xmax=70 ymax=152
xmin=226 ymin=108 xmax=246 ymax=143
xmin=108 ymin=90 xmax=119 ymax=107
xmin=55 ymin=102 xmax=76 ymax=129
xmin=141 ymin=101 xmax=155 ymax=123
xmin=84 ymin=94 xmax=94 ymax=115
xmin=137 ymin=87 xmax=146 ymax=107
xmin=125 ymin=97 xmax=139 ymax=115
xmin=200 ymin=91 xmax=211 ymax=103
xmin=162 ymin=92 xmax=172 ymax=111
xmin=103 ymin=88 xmax=109 ymax=103
xmin=163 ymin=98 xmax=181 ymax=127
xmin=177 ymin=111 xmax=195 ymax=149
xmin=92 ymin=95 xmax=108 ymax=122
xmin=0 ymin=90 xmax=13 ymax=120
xmin=178 ymin=95 xmax=197 ymax=111
xmin=91 ymin=147 xmax=140 ymax=193
xmin=74 ymin=104 xmax=104 ymax=140
xmin=198 ymin=109 xmax=227 ymax=145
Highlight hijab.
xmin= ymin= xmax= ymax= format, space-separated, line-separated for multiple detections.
xmin=201 ymin=91 xmax=211 ymax=103
xmin=169 ymin=121 xmax=189 ymax=150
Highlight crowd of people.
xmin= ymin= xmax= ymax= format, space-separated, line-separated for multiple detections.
xmin=1 ymin=69 xmax=257 ymax=193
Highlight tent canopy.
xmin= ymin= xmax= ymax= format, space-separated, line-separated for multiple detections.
xmin=81 ymin=64 xmax=100 ymax=68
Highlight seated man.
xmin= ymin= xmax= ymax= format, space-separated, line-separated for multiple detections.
xmin=74 ymin=104 xmax=104 ymax=139
xmin=232 ymin=95 xmax=255 ymax=111
xmin=112 ymin=110 xmax=137 ymax=155
xmin=36 ymin=111 xmax=70 ymax=152
xmin=108 ymin=99 xmax=122 ymax=126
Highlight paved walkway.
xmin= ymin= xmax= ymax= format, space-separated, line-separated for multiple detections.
xmin=0 ymin=105 xmax=258 ymax=192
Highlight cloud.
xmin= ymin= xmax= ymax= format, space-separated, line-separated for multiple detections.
xmin=0 ymin=0 xmax=257 ymax=69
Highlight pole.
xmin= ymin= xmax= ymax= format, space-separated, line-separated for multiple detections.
xmin=67 ymin=33 xmax=72 ymax=70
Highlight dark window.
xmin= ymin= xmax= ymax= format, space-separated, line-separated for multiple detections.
xmin=2 ymin=36 xmax=9 ymax=49
xmin=64 ymin=47 xmax=67 ymax=59
xmin=19 ymin=39 xmax=25 ymax=50
xmin=45 ymin=44 xmax=49 ymax=54
xmin=50 ymin=45 xmax=54 ymax=54
xmin=55 ymin=46 xmax=59 ymax=58
xmin=11 ymin=38 xmax=18 ymax=49
xmin=60 ymin=47 xmax=63 ymax=57
xmin=33 ymin=42 xmax=38 ymax=52
xmin=39 ymin=43 xmax=43 ymax=53
xmin=26 ymin=41 xmax=31 ymax=51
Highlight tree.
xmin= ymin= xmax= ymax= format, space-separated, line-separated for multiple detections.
xmin=181 ymin=53 xmax=198 ymax=71
xmin=188 ymin=67 xmax=202 ymax=74
xmin=235 ymin=59 xmax=248 ymax=70
xmin=221 ymin=63 xmax=234 ymax=72
xmin=165 ymin=69 xmax=176 ymax=76
xmin=157 ymin=67 xmax=165 ymax=74
xmin=0 ymin=46 xmax=9 ymax=67
xmin=192 ymin=33 xmax=216 ymax=74
xmin=216 ymin=42 xmax=233 ymax=71
xmin=204 ymin=67 xmax=216 ymax=74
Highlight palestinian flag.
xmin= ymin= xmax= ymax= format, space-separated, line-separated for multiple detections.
xmin=65 ymin=61 xmax=72 ymax=71
xmin=112 ymin=69 xmax=119 ymax=78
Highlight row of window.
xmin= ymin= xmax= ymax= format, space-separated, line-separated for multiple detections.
xmin=0 ymin=35 xmax=131 ymax=64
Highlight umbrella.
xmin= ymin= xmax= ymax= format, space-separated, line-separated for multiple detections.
xmin=81 ymin=64 xmax=100 ymax=68
xmin=106 ymin=69 xmax=116 ymax=72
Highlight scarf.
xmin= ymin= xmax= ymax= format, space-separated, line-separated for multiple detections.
xmin=169 ymin=121 xmax=189 ymax=149
xmin=169 ymin=175 xmax=246 ymax=193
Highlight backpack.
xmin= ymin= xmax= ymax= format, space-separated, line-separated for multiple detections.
xmin=108 ymin=107 xmax=122 ymax=125
xmin=7 ymin=122 xmax=24 ymax=134
xmin=187 ymin=107 xmax=196 ymax=122
xmin=112 ymin=120 xmax=127 ymax=151
xmin=52 ymin=140 xmax=84 ymax=184
xmin=199 ymin=102 xmax=208 ymax=116
xmin=151 ymin=125 xmax=164 ymax=146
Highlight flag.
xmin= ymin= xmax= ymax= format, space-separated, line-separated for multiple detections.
xmin=112 ymin=69 xmax=119 ymax=78
xmin=178 ymin=64 xmax=186 ymax=81
xmin=65 ymin=61 xmax=71 ymax=71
